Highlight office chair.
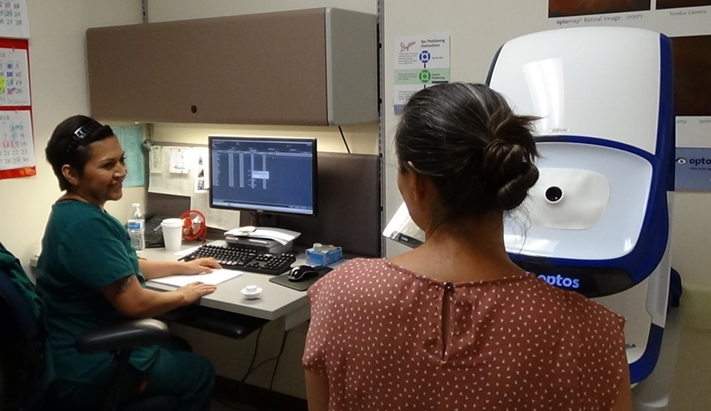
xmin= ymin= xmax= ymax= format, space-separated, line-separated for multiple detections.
xmin=0 ymin=242 xmax=177 ymax=411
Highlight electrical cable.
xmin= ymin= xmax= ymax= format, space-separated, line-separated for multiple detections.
xmin=227 ymin=326 xmax=263 ymax=409
xmin=338 ymin=125 xmax=351 ymax=153
xmin=242 ymin=327 xmax=263 ymax=384
xmin=212 ymin=328 xmax=292 ymax=411
xmin=269 ymin=329 xmax=290 ymax=393
xmin=223 ymin=329 xmax=289 ymax=411
xmin=240 ymin=353 xmax=281 ymax=383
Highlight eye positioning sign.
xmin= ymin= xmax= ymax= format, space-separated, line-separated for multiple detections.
xmin=394 ymin=33 xmax=450 ymax=114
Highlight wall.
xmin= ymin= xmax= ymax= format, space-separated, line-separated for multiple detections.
xmin=0 ymin=1 xmax=144 ymax=276
xmin=381 ymin=1 xmax=711 ymax=409
xmin=150 ymin=122 xmax=378 ymax=155
xmin=146 ymin=0 xmax=376 ymax=22
xmin=382 ymin=0 xmax=548 ymax=258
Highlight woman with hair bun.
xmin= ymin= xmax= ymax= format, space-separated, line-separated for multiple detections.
xmin=303 ymin=83 xmax=631 ymax=410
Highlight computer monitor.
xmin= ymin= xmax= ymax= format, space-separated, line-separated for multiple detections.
xmin=209 ymin=136 xmax=317 ymax=217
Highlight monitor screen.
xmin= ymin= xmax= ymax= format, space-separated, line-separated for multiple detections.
xmin=208 ymin=136 xmax=317 ymax=216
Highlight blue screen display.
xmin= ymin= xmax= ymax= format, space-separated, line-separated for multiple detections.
xmin=209 ymin=136 xmax=317 ymax=216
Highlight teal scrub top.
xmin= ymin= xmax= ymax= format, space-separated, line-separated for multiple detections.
xmin=36 ymin=200 xmax=159 ymax=385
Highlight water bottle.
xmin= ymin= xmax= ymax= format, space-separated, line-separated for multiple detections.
xmin=127 ymin=203 xmax=145 ymax=253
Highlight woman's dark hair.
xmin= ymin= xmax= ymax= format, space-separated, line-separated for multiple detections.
xmin=395 ymin=82 xmax=539 ymax=224
xmin=45 ymin=115 xmax=115 ymax=191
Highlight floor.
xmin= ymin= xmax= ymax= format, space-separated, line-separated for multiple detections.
xmin=209 ymin=378 xmax=308 ymax=411
xmin=210 ymin=395 xmax=307 ymax=411
xmin=211 ymin=397 xmax=256 ymax=411
xmin=206 ymin=306 xmax=698 ymax=411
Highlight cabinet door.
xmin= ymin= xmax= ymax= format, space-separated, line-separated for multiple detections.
xmin=87 ymin=9 xmax=329 ymax=125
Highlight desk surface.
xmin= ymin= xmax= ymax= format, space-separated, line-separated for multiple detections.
xmin=143 ymin=241 xmax=312 ymax=322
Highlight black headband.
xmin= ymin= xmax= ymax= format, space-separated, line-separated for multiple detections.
xmin=73 ymin=122 xmax=103 ymax=140
xmin=65 ymin=122 xmax=113 ymax=153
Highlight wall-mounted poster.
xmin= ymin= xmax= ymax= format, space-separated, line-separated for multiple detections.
xmin=549 ymin=0 xmax=651 ymax=17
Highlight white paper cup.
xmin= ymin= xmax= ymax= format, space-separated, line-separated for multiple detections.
xmin=161 ymin=218 xmax=184 ymax=252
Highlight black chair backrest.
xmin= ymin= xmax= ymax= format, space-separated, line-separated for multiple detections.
xmin=0 ymin=243 xmax=178 ymax=411
xmin=0 ymin=247 xmax=47 ymax=410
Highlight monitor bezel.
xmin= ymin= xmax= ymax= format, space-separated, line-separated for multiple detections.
xmin=208 ymin=135 xmax=318 ymax=218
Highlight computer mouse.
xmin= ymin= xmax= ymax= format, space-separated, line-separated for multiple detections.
xmin=288 ymin=265 xmax=326 ymax=282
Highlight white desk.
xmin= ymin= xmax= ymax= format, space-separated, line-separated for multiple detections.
xmin=142 ymin=241 xmax=311 ymax=330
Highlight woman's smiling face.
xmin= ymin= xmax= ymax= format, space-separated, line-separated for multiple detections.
xmin=71 ymin=136 xmax=127 ymax=206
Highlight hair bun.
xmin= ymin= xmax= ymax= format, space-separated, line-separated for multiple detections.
xmin=394 ymin=82 xmax=540 ymax=220
xmin=483 ymin=141 xmax=539 ymax=210
xmin=495 ymin=162 xmax=539 ymax=210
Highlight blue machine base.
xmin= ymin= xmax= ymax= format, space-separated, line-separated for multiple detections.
xmin=630 ymin=323 xmax=664 ymax=384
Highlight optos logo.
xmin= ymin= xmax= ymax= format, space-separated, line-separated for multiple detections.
xmin=538 ymin=274 xmax=580 ymax=289
xmin=678 ymin=157 xmax=711 ymax=166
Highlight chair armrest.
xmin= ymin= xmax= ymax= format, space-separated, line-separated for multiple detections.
xmin=75 ymin=319 xmax=170 ymax=354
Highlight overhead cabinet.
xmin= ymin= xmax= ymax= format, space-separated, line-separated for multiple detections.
xmin=86 ymin=8 xmax=377 ymax=126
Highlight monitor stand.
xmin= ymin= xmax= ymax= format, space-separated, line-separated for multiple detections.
xmin=246 ymin=211 xmax=279 ymax=228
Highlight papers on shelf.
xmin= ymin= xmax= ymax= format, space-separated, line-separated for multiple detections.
xmin=151 ymin=269 xmax=242 ymax=287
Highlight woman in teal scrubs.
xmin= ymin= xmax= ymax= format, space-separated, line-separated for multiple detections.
xmin=37 ymin=115 xmax=220 ymax=410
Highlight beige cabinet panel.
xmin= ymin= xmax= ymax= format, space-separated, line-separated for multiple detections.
xmin=87 ymin=8 xmax=377 ymax=126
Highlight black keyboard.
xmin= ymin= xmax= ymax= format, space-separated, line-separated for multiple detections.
xmin=179 ymin=244 xmax=296 ymax=275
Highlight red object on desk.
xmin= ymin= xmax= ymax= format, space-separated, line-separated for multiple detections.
xmin=180 ymin=209 xmax=207 ymax=244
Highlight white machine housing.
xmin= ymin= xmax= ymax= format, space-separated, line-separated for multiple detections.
xmin=487 ymin=26 xmax=675 ymax=384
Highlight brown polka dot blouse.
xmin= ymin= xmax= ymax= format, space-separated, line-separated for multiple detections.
xmin=303 ymin=258 xmax=627 ymax=410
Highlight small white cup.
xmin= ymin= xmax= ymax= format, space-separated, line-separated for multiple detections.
xmin=241 ymin=284 xmax=263 ymax=299
xmin=161 ymin=218 xmax=183 ymax=252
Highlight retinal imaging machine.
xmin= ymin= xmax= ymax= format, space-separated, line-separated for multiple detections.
xmin=487 ymin=26 xmax=675 ymax=384
xmin=384 ymin=26 xmax=675 ymax=386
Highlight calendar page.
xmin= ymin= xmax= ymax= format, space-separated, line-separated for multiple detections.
xmin=0 ymin=109 xmax=34 ymax=172
xmin=0 ymin=47 xmax=29 ymax=106
xmin=0 ymin=0 xmax=29 ymax=39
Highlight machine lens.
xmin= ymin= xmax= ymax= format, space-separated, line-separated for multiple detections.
xmin=545 ymin=186 xmax=564 ymax=203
